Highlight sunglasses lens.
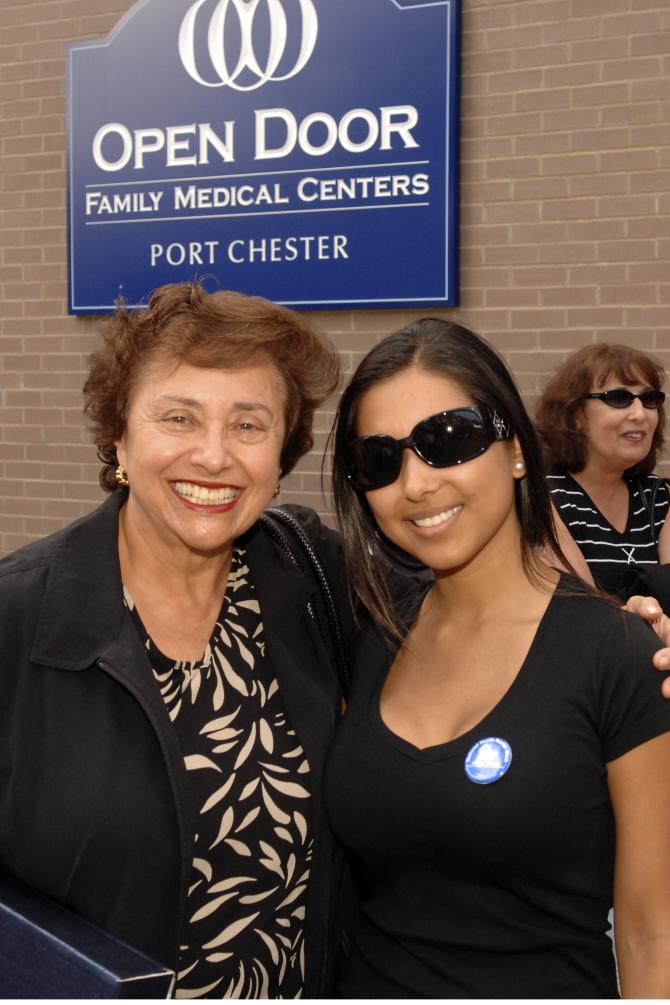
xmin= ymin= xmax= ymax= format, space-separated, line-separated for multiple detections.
xmin=603 ymin=390 xmax=635 ymax=407
xmin=640 ymin=390 xmax=665 ymax=408
xmin=413 ymin=410 xmax=492 ymax=466
xmin=345 ymin=436 xmax=402 ymax=491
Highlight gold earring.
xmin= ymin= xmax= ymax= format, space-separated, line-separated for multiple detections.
xmin=115 ymin=464 xmax=129 ymax=487
xmin=273 ymin=482 xmax=281 ymax=498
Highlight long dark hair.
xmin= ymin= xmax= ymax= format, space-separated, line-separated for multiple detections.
xmin=331 ymin=319 xmax=570 ymax=639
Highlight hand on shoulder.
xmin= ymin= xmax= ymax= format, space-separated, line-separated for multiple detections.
xmin=625 ymin=594 xmax=670 ymax=694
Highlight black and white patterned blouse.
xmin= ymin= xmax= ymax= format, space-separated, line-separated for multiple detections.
xmin=125 ymin=546 xmax=312 ymax=999
xmin=548 ymin=471 xmax=670 ymax=598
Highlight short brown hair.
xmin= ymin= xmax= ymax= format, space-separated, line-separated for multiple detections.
xmin=535 ymin=343 xmax=665 ymax=476
xmin=84 ymin=282 xmax=340 ymax=491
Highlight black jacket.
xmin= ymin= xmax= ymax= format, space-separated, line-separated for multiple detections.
xmin=0 ymin=492 xmax=353 ymax=996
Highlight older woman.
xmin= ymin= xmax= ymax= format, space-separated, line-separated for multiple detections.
xmin=0 ymin=283 xmax=352 ymax=998
xmin=535 ymin=343 xmax=670 ymax=602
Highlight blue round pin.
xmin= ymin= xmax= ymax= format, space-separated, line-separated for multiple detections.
xmin=464 ymin=737 xmax=512 ymax=785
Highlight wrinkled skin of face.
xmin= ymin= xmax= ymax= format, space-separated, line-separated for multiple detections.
xmin=578 ymin=374 xmax=660 ymax=475
xmin=116 ymin=358 xmax=286 ymax=558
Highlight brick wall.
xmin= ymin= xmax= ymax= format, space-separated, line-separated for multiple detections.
xmin=1 ymin=0 xmax=669 ymax=555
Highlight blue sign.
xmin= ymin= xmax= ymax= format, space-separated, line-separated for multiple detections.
xmin=67 ymin=0 xmax=460 ymax=313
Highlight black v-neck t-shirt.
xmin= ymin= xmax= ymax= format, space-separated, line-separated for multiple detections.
xmin=325 ymin=582 xmax=670 ymax=998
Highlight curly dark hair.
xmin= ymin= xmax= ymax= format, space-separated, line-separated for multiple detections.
xmin=83 ymin=282 xmax=340 ymax=491
xmin=535 ymin=343 xmax=665 ymax=476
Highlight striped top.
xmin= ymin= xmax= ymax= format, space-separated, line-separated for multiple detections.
xmin=548 ymin=471 xmax=670 ymax=599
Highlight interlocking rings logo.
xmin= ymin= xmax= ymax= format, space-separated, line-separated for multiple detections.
xmin=178 ymin=0 xmax=319 ymax=91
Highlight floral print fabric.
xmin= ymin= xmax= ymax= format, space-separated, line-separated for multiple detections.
xmin=124 ymin=547 xmax=312 ymax=998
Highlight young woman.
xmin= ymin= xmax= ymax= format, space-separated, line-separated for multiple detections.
xmin=326 ymin=319 xmax=670 ymax=998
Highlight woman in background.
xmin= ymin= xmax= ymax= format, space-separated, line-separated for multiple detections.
xmin=327 ymin=319 xmax=670 ymax=998
xmin=535 ymin=343 xmax=670 ymax=601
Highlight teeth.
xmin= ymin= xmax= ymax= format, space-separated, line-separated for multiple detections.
xmin=413 ymin=505 xmax=462 ymax=528
xmin=174 ymin=482 xmax=238 ymax=504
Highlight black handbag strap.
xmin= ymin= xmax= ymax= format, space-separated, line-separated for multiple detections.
xmin=260 ymin=507 xmax=351 ymax=698
xmin=636 ymin=477 xmax=663 ymax=545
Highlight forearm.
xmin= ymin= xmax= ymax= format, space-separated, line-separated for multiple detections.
xmin=615 ymin=931 xmax=670 ymax=997
xmin=609 ymin=734 xmax=670 ymax=998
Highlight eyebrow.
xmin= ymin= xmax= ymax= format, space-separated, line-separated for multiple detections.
xmin=156 ymin=395 xmax=275 ymax=417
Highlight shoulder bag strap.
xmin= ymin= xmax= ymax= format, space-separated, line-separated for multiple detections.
xmin=636 ymin=477 xmax=663 ymax=546
xmin=260 ymin=507 xmax=351 ymax=698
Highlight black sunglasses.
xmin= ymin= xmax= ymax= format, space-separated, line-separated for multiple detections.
xmin=345 ymin=406 xmax=513 ymax=492
xmin=583 ymin=389 xmax=665 ymax=410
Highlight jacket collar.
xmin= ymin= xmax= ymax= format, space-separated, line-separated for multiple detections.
xmin=31 ymin=492 xmax=128 ymax=669
xmin=30 ymin=493 xmax=319 ymax=672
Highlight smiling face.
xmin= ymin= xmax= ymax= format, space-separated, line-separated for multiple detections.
xmin=356 ymin=366 xmax=526 ymax=576
xmin=579 ymin=373 xmax=660 ymax=475
xmin=115 ymin=357 xmax=285 ymax=558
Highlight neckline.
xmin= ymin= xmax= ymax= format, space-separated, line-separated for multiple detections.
xmin=370 ymin=576 xmax=561 ymax=763
xmin=124 ymin=584 xmax=213 ymax=670
xmin=564 ymin=471 xmax=633 ymax=538
xmin=122 ymin=547 xmax=242 ymax=668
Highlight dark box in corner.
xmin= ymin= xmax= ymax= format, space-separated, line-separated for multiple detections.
xmin=0 ymin=870 xmax=174 ymax=998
